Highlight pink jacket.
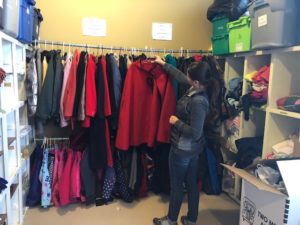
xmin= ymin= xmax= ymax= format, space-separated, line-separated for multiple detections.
xmin=60 ymin=52 xmax=73 ymax=127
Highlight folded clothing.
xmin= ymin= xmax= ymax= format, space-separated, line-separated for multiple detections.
xmin=0 ymin=67 xmax=6 ymax=86
xmin=277 ymin=95 xmax=300 ymax=113
xmin=235 ymin=137 xmax=263 ymax=169
xmin=0 ymin=177 xmax=8 ymax=193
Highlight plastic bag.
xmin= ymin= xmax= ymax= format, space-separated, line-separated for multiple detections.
xmin=255 ymin=164 xmax=280 ymax=186
xmin=207 ymin=0 xmax=251 ymax=21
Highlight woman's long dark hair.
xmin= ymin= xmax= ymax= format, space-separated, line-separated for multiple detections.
xmin=187 ymin=56 xmax=223 ymax=128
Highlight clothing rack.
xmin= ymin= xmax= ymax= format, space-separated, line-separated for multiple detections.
xmin=36 ymin=40 xmax=212 ymax=55
xmin=34 ymin=137 xmax=70 ymax=141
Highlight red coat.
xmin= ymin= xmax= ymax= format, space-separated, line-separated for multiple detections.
xmin=116 ymin=60 xmax=176 ymax=150
xmin=85 ymin=54 xmax=97 ymax=117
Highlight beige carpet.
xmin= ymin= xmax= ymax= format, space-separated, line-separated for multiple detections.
xmin=23 ymin=193 xmax=240 ymax=225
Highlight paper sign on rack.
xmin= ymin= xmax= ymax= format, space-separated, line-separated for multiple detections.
xmin=82 ymin=18 xmax=106 ymax=37
xmin=152 ymin=23 xmax=173 ymax=41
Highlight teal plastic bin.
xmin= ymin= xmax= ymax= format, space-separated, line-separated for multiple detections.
xmin=211 ymin=34 xmax=229 ymax=55
xmin=212 ymin=15 xmax=229 ymax=37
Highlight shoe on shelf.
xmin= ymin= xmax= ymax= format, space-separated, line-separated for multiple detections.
xmin=153 ymin=216 xmax=178 ymax=225
xmin=180 ymin=216 xmax=196 ymax=225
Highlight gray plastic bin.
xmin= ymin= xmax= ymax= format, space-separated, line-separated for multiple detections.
xmin=2 ymin=0 xmax=20 ymax=38
xmin=249 ymin=0 xmax=300 ymax=49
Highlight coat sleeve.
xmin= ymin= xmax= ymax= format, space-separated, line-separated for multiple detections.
xmin=163 ymin=63 xmax=190 ymax=85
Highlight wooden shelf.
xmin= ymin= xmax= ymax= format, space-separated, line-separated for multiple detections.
xmin=268 ymin=108 xmax=300 ymax=120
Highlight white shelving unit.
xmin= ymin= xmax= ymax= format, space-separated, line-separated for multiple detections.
xmin=222 ymin=46 xmax=300 ymax=203
xmin=0 ymin=31 xmax=31 ymax=225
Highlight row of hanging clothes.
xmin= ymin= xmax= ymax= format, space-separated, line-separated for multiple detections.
xmin=25 ymin=42 xmax=213 ymax=207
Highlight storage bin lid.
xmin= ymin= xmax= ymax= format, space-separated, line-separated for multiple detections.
xmin=211 ymin=34 xmax=229 ymax=41
xmin=228 ymin=16 xmax=251 ymax=29
xmin=212 ymin=14 xmax=229 ymax=22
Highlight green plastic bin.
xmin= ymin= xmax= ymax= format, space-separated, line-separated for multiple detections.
xmin=211 ymin=34 xmax=229 ymax=55
xmin=228 ymin=16 xmax=251 ymax=53
xmin=212 ymin=15 xmax=229 ymax=36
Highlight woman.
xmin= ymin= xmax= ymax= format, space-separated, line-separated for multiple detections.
xmin=152 ymin=55 xmax=219 ymax=225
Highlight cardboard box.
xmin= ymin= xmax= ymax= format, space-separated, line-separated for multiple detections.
xmin=223 ymin=159 xmax=300 ymax=225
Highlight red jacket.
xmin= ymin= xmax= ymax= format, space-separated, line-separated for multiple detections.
xmin=116 ymin=60 xmax=176 ymax=150
xmin=63 ymin=50 xmax=80 ymax=118
xmin=85 ymin=54 xmax=97 ymax=117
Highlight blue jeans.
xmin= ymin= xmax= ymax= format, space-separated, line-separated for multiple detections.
xmin=167 ymin=146 xmax=200 ymax=222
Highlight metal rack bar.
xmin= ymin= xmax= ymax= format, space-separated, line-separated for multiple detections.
xmin=36 ymin=40 xmax=212 ymax=54
xmin=34 ymin=137 xmax=69 ymax=141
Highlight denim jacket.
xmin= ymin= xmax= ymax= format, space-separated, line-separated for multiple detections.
xmin=163 ymin=63 xmax=209 ymax=153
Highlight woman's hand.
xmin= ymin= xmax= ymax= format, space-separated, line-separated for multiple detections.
xmin=169 ymin=115 xmax=179 ymax=125
xmin=152 ymin=55 xmax=165 ymax=66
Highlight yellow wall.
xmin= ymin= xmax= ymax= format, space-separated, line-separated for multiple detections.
xmin=36 ymin=0 xmax=213 ymax=51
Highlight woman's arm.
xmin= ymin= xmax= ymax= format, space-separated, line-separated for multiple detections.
xmin=153 ymin=55 xmax=189 ymax=85
xmin=174 ymin=96 xmax=208 ymax=139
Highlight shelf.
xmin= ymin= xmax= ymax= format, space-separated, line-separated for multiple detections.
xmin=268 ymin=108 xmax=300 ymax=120
xmin=8 ymin=166 xmax=21 ymax=185
xmin=0 ymin=101 xmax=25 ymax=118
xmin=8 ymin=137 xmax=16 ymax=146
xmin=222 ymin=45 xmax=300 ymax=58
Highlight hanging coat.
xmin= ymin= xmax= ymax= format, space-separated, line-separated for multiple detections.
xmin=60 ymin=52 xmax=72 ymax=127
xmin=36 ymin=51 xmax=55 ymax=123
xmin=115 ymin=60 xmax=176 ymax=150
xmin=63 ymin=50 xmax=80 ymax=119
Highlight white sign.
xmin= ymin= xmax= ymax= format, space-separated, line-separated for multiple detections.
xmin=258 ymin=14 xmax=267 ymax=28
xmin=152 ymin=23 xmax=173 ymax=41
xmin=82 ymin=18 xmax=106 ymax=37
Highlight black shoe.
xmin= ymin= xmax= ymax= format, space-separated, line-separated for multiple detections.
xmin=180 ymin=216 xmax=196 ymax=225
xmin=153 ymin=216 xmax=178 ymax=225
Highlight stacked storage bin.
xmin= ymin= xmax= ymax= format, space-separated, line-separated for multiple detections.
xmin=18 ymin=0 xmax=35 ymax=44
xmin=249 ymin=0 xmax=300 ymax=49
xmin=211 ymin=15 xmax=229 ymax=55
xmin=228 ymin=16 xmax=251 ymax=53
xmin=2 ymin=0 xmax=20 ymax=38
